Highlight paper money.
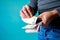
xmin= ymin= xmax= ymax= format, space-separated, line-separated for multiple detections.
xmin=21 ymin=16 xmax=42 ymax=33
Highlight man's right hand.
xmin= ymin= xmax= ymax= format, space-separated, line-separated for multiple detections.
xmin=20 ymin=5 xmax=34 ymax=18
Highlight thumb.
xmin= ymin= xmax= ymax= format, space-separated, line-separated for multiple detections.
xmin=42 ymin=16 xmax=48 ymax=26
xmin=38 ymin=14 xmax=43 ymax=19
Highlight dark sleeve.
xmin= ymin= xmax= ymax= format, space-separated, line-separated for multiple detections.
xmin=28 ymin=0 xmax=38 ymax=15
xmin=56 ymin=7 xmax=60 ymax=16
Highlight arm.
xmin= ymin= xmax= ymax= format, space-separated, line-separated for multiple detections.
xmin=28 ymin=0 xmax=38 ymax=15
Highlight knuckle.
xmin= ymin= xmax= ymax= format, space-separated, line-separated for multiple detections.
xmin=23 ymin=7 xmax=26 ymax=11
xmin=22 ymin=6 xmax=25 ymax=9
xmin=20 ymin=10 xmax=23 ymax=13
xmin=20 ymin=10 xmax=22 ymax=12
xmin=27 ymin=7 xmax=30 ymax=10
xmin=26 ymin=5 xmax=30 ymax=10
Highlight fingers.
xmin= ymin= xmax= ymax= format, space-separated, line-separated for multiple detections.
xmin=38 ymin=13 xmax=43 ymax=18
xmin=38 ymin=13 xmax=49 ymax=26
xmin=42 ymin=16 xmax=47 ymax=24
xmin=20 ymin=10 xmax=26 ymax=18
xmin=42 ymin=19 xmax=48 ymax=26
xmin=25 ymin=5 xmax=33 ymax=17
xmin=20 ymin=5 xmax=33 ymax=18
xmin=22 ymin=6 xmax=30 ymax=18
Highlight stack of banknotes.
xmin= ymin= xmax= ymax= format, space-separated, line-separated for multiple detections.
xmin=21 ymin=16 xmax=42 ymax=33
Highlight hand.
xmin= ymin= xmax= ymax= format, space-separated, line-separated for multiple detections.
xmin=20 ymin=5 xmax=34 ymax=18
xmin=38 ymin=10 xmax=58 ymax=26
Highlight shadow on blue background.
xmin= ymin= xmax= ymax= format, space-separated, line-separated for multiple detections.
xmin=0 ymin=0 xmax=38 ymax=40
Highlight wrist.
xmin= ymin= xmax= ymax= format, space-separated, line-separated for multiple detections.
xmin=50 ymin=10 xmax=59 ymax=18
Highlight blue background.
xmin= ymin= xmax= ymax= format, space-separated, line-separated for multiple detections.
xmin=0 ymin=0 xmax=38 ymax=40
